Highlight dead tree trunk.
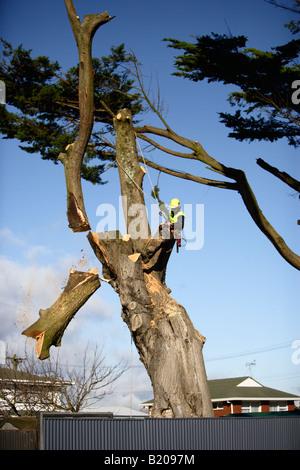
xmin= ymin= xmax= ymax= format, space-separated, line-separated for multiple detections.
xmin=88 ymin=109 xmax=213 ymax=418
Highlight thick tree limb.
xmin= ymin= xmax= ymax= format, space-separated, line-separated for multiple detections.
xmin=257 ymin=158 xmax=300 ymax=193
xmin=136 ymin=132 xmax=196 ymax=160
xmin=234 ymin=169 xmax=300 ymax=269
xmin=139 ymin=155 xmax=238 ymax=190
xmin=135 ymin=124 xmax=300 ymax=270
xmin=60 ymin=0 xmax=113 ymax=232
xmin=114 ymin=109 xmax=151 ymax=250
xmin=22 ymin=269 xmax=100 ymax=360
xmin=135 ymin=124 xmax=225 ymax=171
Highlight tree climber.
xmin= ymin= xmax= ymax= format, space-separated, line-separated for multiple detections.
xmin=158 ymin=197 xmax=185 ymax=250
xmin=169 ymin=198 xmax=185 ymax=251
xmin=152 ymin=184 xmax=185 ymax=252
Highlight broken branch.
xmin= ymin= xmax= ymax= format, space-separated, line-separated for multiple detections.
xmin=22 ymin=269 xmax=100 ymax=360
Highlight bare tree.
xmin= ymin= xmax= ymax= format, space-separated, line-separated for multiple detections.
xmin=0 ymin=354 xmax=65 ymax=416
xmin=0 ymin=345 xmax=126 ymax=416
xmin=35 ymin=345 xmax=127 ymax=413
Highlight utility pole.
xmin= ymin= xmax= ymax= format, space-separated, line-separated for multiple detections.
xmin=7 ymin=354 xmax=26 ymax=370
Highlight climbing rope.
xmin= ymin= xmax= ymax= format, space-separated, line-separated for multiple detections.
xmin=135 ymin=136 xmax=160 ymax=206
xmin=117 ymin=136 xmax=169 ymax=222
xmin=136 ymin=135 xmax=170 ymax=223
xmin=117 ymin=157 xmax=186 ymax=251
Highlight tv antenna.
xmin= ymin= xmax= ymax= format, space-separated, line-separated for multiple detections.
xmin=245 ymin=360 xmax=256 ymax=377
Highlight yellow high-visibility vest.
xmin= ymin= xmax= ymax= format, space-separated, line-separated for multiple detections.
xmin=169 ymin=210 xmax=185 ymax=225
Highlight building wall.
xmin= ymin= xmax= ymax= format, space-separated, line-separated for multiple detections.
xmin=213 ymin=400 xmax=295 ymax=417
xmin=145 ymin=400 xmax=296 ymax=417
xmin=213 ymin=402 xmax=231 ymax=417
xmin=0 ymin=386 xmax=63 ymax=414
xmin=261 ymin=402 xmax=269 ymax=413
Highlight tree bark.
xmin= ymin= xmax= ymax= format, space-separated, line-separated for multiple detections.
xmin=22 ymin=269 xmax=100 ymax=360
xmin=88 ymin=230 xmax=213 ymax=417
xmin=87 ymin=108 xmax=213 ymax=417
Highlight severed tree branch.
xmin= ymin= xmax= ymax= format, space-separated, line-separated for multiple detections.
xmin=22 ymin=269 xmax=100 ymax=360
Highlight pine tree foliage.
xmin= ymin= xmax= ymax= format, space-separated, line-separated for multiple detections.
xmin=0 ymin=40 xmax=142 ymax=183
xmin=165 ymin=8 xmax=300 ymax=147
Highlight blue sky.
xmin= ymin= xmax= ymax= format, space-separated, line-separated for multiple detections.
xmin=0 ymin=0 xmax=299 ymax=410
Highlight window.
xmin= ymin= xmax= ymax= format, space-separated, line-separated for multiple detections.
xmin=270 ymin=401 xmax=288 ymax=412
xmin=212 ymin=401 xmax=223 ymax=410
xmin=241 ymin=401 xmax=260 ymax=413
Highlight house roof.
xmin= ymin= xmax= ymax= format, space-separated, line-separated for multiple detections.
xmin=208 ymin=376 xmax=300 ymax=402
xmin=0 ymin=366 xmax=44 ymax=383
xmin=140 ymin=376 xmax=300 ymax=407
xmin=0 ymin=366 xmax=70 ymax=387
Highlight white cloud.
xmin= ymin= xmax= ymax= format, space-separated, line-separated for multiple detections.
xmin=0 ymin=227 xmax=25 ymax=246
xmin=25 ymin=244 xmax=53 ymax=263
xmin=0 ymin=256 xmax=60 ymax=343
xmin=0 ymin=252 xmax=115 ymax=359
